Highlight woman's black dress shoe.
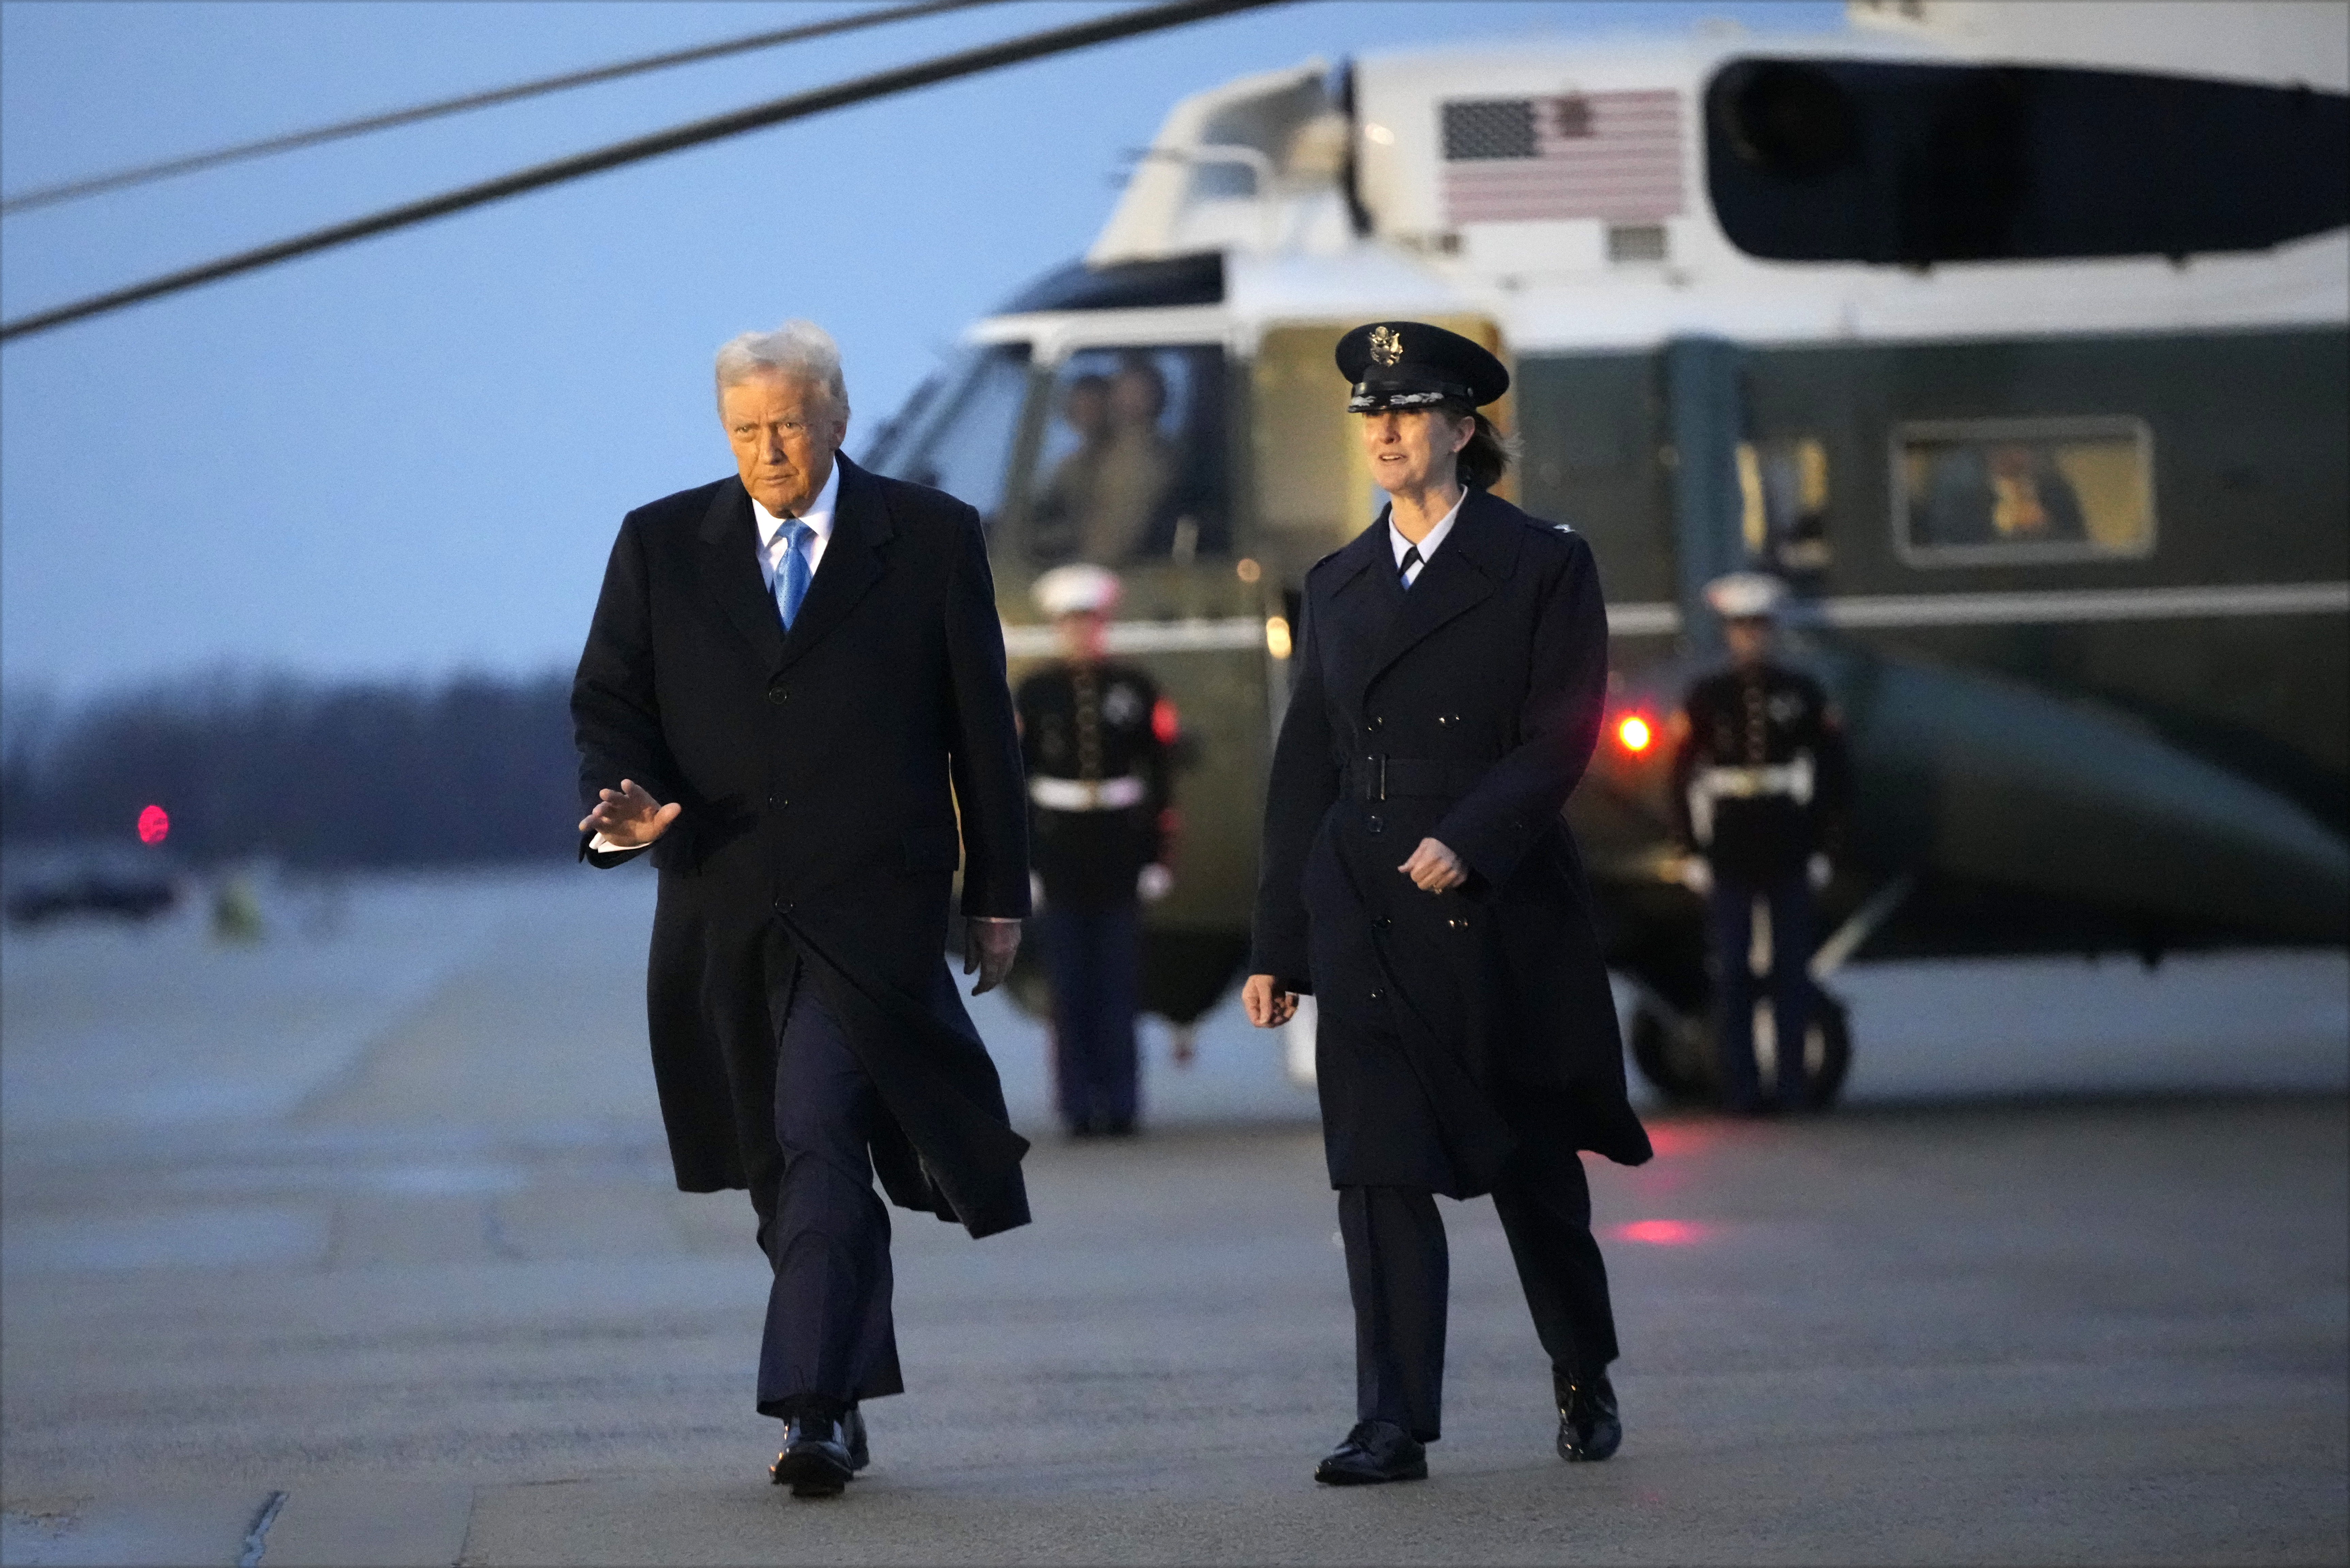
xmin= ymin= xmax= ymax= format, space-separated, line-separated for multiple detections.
xmin=770 ymin=1412 xmax=855 ymax=1497
xmin=1313 ymin=1420 xmax=1428 ymax=1484
xmin=1556 ymin=1372 xmax=1622 ymax=1462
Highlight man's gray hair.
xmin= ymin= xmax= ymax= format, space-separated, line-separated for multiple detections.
xmin=714 ymin=319 xmax=849 ymax=415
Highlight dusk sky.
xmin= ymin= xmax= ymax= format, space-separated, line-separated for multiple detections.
xmin=1 ymin=0 xmax=1843 ymax=704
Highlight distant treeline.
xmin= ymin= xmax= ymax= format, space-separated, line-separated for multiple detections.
xmin=1 ymin=672 xmax=581 ymax=867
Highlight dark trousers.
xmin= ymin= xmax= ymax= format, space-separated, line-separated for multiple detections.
xmin=1339 ymin=1137 xmax=1618 ymax=1443
xmin=1040 ymin=901 xmax=1141 ymax=1133
xmin=755 ymin=949 xmax=901 ymax=1420
xmin=1710 ymin=871 xmax=1816 ymax=1111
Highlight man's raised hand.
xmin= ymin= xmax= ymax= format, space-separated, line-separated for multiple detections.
xmin=579 ymin=778 xmax=681 ymax=848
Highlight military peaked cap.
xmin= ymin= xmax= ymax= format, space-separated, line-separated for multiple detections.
xmin=1703 ymin=571 xmax=1789 ymax=620
xmin=1336 ymin=320 xmax=1510 ymax=412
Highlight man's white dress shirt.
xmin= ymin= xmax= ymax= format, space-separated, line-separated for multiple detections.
xmin=1389 ymin=486 xmax=1467 ymax=588
xmin=752 ymin=459 xmax=840 ymax=592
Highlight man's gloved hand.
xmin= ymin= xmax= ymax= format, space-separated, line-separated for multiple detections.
xmin=964 ymin=916 xmax=1022 ymax=996
xmin=1137 ymin=863 xmax=1173 ymax=902
xmin=1807 ymin=853 xmax=1833 ymax=891
xmin=1678 ymin=855 xmax=1714 ymax=898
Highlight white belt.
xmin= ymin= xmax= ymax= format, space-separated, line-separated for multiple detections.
xmin=1030 ymin=774 xmax=1147 ymax=811
xmin=1687 ymin=755 xmax=1814 ymax=845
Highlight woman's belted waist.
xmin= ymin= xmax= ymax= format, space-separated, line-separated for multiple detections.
xmin=1345 ymin=756 xmax=1488 ymax=802
xmin=1030 ymin=774 xmax=1148 ymax=811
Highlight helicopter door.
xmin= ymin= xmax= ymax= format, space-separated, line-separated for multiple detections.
xmin=1014 ymin=343 xmax=1231 ymax=570
xmin=1248 ymin=317 xmax=1512 ymax=589
xmin=1663 ymin=336 xmax=1839 ymax=640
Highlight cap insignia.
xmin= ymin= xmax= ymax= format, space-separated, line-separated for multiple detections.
xmin=1369 ymin=325 xmax=1404 ymax=366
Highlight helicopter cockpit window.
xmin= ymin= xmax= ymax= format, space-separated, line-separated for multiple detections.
xmin=863 ymin=343 xmax=1032 ymax=528
xmin=1896 ymin=418 xmax=2154 ymax=565
xmin=1026 ymin=345 xmax=1228 ymax=567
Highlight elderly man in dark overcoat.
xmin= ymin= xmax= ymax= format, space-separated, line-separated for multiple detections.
xmin=1245 ymin=321 xmax=1653 ymax=1486
xmin=572 ymin=319 xmax=1030 ymax=1497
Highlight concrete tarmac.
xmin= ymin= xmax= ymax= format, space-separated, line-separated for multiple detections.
xmin=3 ymin=867 xmax=2345 ymax=1565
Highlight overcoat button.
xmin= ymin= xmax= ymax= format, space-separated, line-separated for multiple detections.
xmin=1374 ymin=915 xmax=1392 ymax=930
xmin=1366 ymin=814 xmax=1384 ymax=835
xmin=767 ymin=683 xmax=789 ymax=705
xmin=1370 ymin=987 xmax=1384 ymax=1001
xmin=1368 ymin=715 xmax=1384 ymax=731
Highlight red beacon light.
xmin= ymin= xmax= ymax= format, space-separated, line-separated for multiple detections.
xmin=137 ymin=804 xmax=170 ymax=845
xmin=1616 ymin=714 xmax=1654 ymax=754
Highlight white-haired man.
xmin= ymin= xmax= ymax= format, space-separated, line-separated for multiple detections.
xmin=572 ymin=320 xmax=1032 ymax=1496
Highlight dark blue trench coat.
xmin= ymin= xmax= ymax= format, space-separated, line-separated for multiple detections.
xmin=1250 ymin=490 xmax=1653 ymax=1196
xmin=571 ymin=456 xmax=1034 ymax=1240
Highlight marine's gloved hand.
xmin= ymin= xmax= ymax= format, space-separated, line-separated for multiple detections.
xmin=1678 ymin=855 xmax=1714 ymax=898
xmin=1137 ymin=863 xmax=1173 ymax=902
xmin=1807 ymin=853 xmax=1833 ymax=891
xmin=964 ymin=916 xmax=1022 ymax=996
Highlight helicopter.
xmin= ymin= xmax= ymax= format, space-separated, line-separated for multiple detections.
xmin=858 ymin=0 xmax=2350 ymax=1106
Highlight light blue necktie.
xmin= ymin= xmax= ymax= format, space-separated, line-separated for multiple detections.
xmin=777 ymin=519 xmax=813 ymax=629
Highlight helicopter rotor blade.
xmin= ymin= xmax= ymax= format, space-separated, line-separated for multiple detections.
xmin=0 ymin=1 xmax=1003 ymax=216
xmin=0 ymin=0 xmax=1286 ymax=344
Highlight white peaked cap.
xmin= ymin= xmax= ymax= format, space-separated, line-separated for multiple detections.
xmin=1034 ymin=563 xmax=1122 ymax=617
xmin=1704 ymin=571 xmax=1789 ymax=620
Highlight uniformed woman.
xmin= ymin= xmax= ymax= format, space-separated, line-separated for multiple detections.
xmin=1243 ymin=321 xmax=1653 ymax=1485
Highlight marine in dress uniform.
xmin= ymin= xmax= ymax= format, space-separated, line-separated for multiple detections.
xmin=1669 ymin=572 xmax=1852 ymax=1113
xmin=1245 ymin=322 xmax=1653 ymax=1486
xmin=1017 ymin=565 xmax=1175 ymax=1136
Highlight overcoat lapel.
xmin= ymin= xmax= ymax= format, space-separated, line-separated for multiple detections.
xmin=694 ymin=479 xmax=786 ymax=672
xmin=1354 ymin=492 xmax=1518 ymax=705
xmin=777 ymin=456 xmax=892 ymax=674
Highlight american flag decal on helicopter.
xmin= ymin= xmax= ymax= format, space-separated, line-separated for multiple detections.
xmin=1439 ymin=90 xmax=1684 ymax=225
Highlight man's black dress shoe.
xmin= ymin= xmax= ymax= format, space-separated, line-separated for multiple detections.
xmin=1555 ymin=1371 xmax=1622 ymax=1462
xmin=1313 ymin=1419 xmax=1427 ymax=1485
xmin=842 ymin=1404 xmax=869 ymax=1473
xmin=770 ymin=1412 xmax=855 ymax=1497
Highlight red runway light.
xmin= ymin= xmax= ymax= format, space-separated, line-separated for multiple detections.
xmin=1152 ymin=697 xmax=1180 ymax=746
xmin=1612 ymin=1219 xmax=1710 ymax=1246
xmin=1616 ymin=714 xmax=1653 ymax=753
xmin=137 ymin=804 xmax=170 ymax=845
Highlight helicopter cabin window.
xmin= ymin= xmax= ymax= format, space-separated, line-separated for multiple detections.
xmin=1895 ymin=418 xmax=2154 ymax=564
xmin=1737 ymin=436 xmax=1831 ymax=578
xmin=1027 ymin=345 xmax=1228 ymax=567
xmin=863 ymin=342 xmax=1032 ymax=528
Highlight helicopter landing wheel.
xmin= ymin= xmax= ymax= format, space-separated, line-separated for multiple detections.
xmin=1629 ymin=998 xmax=1714 ymax=1106
xmin=1631 ymin=986 xmax=1852 ymax=1110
